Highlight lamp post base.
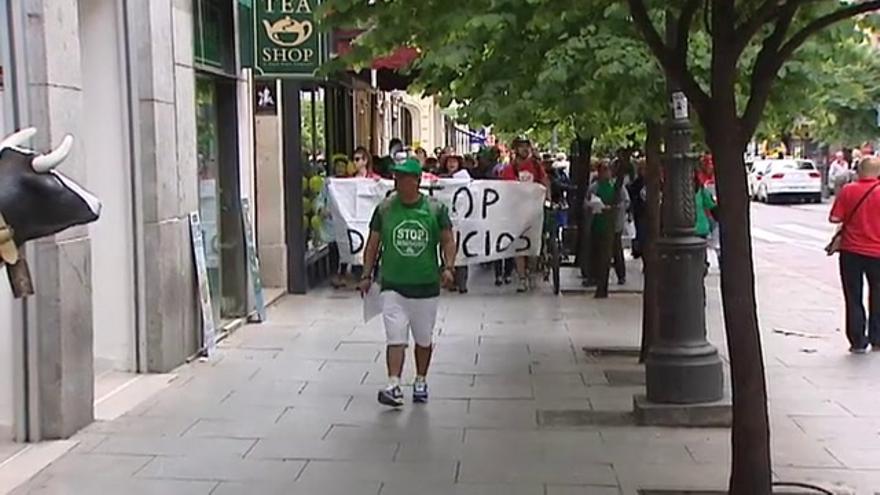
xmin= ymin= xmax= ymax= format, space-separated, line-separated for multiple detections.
xmin=633 ymin=394 xmax=731 ymax=427
xmin=647 ymin=234 xmax=724 ymax=404
xmin=645 ymin=346 xmax=724 ymax=404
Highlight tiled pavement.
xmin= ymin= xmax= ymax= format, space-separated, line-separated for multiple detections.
xmin=11 ymin=258 xmax=880 ymax=495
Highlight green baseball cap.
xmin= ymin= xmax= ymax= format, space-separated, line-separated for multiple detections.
xmin=391 ymin=158 xmax=423 ymax=176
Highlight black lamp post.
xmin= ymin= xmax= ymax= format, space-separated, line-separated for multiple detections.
xmin=644 ymin=87 xmax=724 ymax=404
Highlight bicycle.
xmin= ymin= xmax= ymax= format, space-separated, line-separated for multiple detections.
xmin=539 ymin=201 xmax=565 ymax=295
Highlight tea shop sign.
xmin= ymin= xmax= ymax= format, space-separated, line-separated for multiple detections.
xmin=253 ymin=0 xmax=327 ymax=77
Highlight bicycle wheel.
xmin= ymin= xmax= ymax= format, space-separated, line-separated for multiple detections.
xmin=550 ymin=235 xmax=561 ymax=295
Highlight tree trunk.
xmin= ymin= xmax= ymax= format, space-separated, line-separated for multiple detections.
xmin=571 ymin=135 xmax=594 ymax=276
xmin=640 ymin=120 xmax=662 ymax=363
xmin=708 ymin=130 xmax=772 ymax=495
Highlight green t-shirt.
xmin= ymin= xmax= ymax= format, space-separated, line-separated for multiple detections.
xmin=695 ymin=187 xmax=717 ymax=237
xmin=592 ymin=180 xmax=615 ymax=234
xmin=369 ymin=194 xmax=452 ymax=298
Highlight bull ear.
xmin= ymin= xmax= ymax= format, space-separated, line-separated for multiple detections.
xmin=32 ymin=135 xmax=74 ymax=173
xmin=0 ymin=127 xmax=37 ymax=151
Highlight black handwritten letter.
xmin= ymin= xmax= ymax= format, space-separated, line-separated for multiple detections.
xmin=348 ymin=229 xmax=365 ymax=255
xmin=482 ymin=188 xmax=500 ymax=219
xmin=453 ymin=186 xmax=474 ymax=218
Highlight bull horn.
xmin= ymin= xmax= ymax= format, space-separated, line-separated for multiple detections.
xmin=32 ymin=135 xmax=74 ymax=173
xmin=0 ymin=127 xmax=37 ymax=151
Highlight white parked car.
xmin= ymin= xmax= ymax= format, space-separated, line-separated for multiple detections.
xmin=748 ymin=159 xmax=822 ymax=204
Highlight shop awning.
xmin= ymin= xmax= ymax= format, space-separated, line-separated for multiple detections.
xmin=333 ymin=30 xmax=419 ymax=90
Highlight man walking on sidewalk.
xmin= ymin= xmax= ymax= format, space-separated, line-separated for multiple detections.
xmin=830 ymin=157 xmax=880 ymax=353
xmin=359 ymin=158 xmax=457 ymax=407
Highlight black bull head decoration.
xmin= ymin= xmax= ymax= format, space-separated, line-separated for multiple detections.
xmin=0 ymin=128 xmax=102 ymax=297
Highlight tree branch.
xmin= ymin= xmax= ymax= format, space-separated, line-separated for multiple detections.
xmin=675 ymin=0 xmax=702 ymax=66
xmin=734 ymin=0 xmax=779 ymax=55
xmin=627 ymin=0 xmax=711 ymax=116
xmin=739 ymin=2 xmax=799 ymax=139
xmin=626 ymin=0 xmax=672 ymax=67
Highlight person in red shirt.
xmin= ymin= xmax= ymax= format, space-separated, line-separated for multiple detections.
xmin=500 ymin=136 xmax=550 ymax=292
xmin=830 ymin=157 xmax=880 ymax=353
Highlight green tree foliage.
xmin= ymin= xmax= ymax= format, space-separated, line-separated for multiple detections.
xmin=756 ymin=23 xmax=880 ymax=146
xmin=323 ymin=1 xmax=877 ymax=152
xmin=321 ymin=0 xmax=667 ymax=145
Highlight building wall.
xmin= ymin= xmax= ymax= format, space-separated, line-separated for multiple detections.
xmin=130 ymin=0 xmax=199 ymax=372
xmin=79 ymin=0 xmax=137 ymax=376
xmin=0 ymin=0 xmax=237 ymax=440
xmin=255 ymin=96 xmax=287 ymax=289
xmin=25 ymin=0 xmax=95 ymax=439
xmin=399 ymin=92 xmax=446 ymax=154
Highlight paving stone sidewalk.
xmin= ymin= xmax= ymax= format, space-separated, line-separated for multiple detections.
xmin=12 ymin=259 xmax=880 ymax=495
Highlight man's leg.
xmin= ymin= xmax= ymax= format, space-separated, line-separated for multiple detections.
xmin=594 ymin=229 xmax=613 ymax=298
xmin=865 ymin=255 xmax=880 ymax=346
xmin=386 ymin=345 xmax=406 ymax=379
xmin=516 ymin=256 xmax=528 ymax=292
xmin=379 ymin=292 xmax=409 ymax=407
xmin=840 ymin=252 xmax=868 ymax=351
xmin=455 ymin=266 xmax=469 ymax=293
xmin=612 ymin=232 xmax=626 ymax=284
xmin=410 ymin=297 xmax=439 ymax=403
xmin=415 ymin=344 xmax=433 ymax=377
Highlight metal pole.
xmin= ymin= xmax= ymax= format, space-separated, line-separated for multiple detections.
xmin=644 ymin=12 xmax=723 ymax=404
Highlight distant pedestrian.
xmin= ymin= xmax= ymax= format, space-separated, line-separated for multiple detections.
xmin=440 ymin=155 xmax=470 ymax=293
xmin=829 ymin=157 xmax=880 ymax=354
xmin=500 ymin=136 xmax=550 ymax=293
xmin=359 ymin=158 xmax=457 ymax=406
xmin=589 ymin=161 xmax=630 ymax=298
xmin=353 ymin=146 xmax=380 ymax=179
xmin=694 ymin=172 xmax=721 ymax=269
xmin=829 ymin=151 xmax=851 ymax=195
xmin=627 ymin=160 xmax=647 ymax=259
xmin=414 ymin=147 xmax=428 ymax=166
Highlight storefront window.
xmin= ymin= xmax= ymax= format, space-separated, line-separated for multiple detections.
xmin=300 ymin=87 xmax=327 ymax=256
xmin=196 ymin=78 xmax=223 ymax=324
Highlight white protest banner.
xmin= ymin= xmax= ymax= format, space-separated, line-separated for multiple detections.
xmin=327 ymin=178 xmax=545 ymax=266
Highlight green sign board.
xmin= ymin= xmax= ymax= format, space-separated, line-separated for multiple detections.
xmin=253 ymin=0 xmax=327 ymax=78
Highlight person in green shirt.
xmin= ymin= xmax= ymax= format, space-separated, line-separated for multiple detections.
xmin=694 ymin=180 xmax=718 ymax=238
xmin=587 ymin=161 xmax=630 ymax=298
xmin=358 ymin=158 xmax=457 ymax=407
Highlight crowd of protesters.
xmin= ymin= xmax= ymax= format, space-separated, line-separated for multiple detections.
xmin=326 ymin=136 xmax=724 ymax=298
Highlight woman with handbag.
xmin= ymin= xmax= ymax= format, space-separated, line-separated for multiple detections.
xmin=829 ymin=157 xmax=880 ymax=354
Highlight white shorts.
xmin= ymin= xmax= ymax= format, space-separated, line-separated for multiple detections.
xmin=382 ymin=291 xmax=439 ymax=348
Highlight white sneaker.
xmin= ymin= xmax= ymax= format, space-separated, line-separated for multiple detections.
xmin=378 ymin=385 xmax=404 ymax=407
xmin=413 ymin=380 xmax=428 ymax=403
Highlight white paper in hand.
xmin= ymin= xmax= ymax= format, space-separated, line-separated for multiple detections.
xmin=586 ymin=194 xmax=605 ymax=214
xmin=363 ymin=283 xmax=383 ymax=323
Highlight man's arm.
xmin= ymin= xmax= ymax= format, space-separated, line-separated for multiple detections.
xmin=829 ymin=186 xmax=850 ymax=224
xmin=440 ymin=228 xmax=457 ymax=270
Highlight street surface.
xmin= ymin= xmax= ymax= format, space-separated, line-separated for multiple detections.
xmin=11 ymin=200 xmax=880 ymax=495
